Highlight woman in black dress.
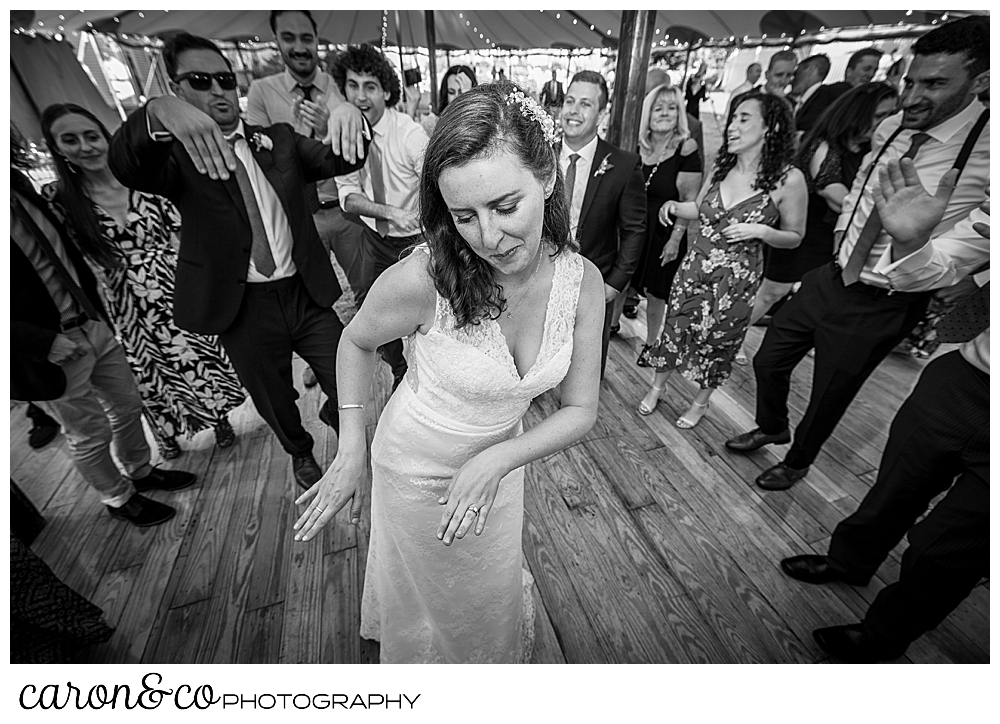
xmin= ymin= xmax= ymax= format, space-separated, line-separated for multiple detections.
xmin=684 ymin=65 xmax=708 ymax=119
xmin=735 ymin=83 xmax=899 ymax=364
xmin=632 ymin=84 xmax=702 ymax=365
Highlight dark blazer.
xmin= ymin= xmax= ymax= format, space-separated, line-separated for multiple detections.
xmin=10 ymin=169 xmax=108 ymax=401
xmin=795 ymin=83 xmax=850 ymax=136
xmin=108 ymin=106 xmax=369 ymax=335
xmin=573 ymin=138 xmax=647 ymax=292
xmin=541 ymin=80 xmax=564 ymax=107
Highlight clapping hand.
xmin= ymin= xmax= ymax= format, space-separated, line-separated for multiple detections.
xmin=292 ymin=96 xmax=331 ymax=139
xmin=872 ymin=157 xmax=958 ymax=246
xmin=293 ymin=456 xmax=364 ymax=542
xmin=147 ymin=96 xmax=237 ymax=180
xmin=436 ymin=449 xmax=507 ymax=546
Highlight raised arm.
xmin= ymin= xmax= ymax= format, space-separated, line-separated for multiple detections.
xmin=292 ymin=250 xmax=436 ymax=541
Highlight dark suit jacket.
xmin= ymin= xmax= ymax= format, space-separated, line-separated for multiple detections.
xmin=794 ymin=83 xmax=851 ymax=135
xmin=573 ymin=138 xmax=647 ymax=292
xmin=541 ymin=80 xmax=564 ymax=107
xmin=10 ymin=169 xmax=108 ymax=401
xmin=108 ymin=106 xmax=369 ymax=335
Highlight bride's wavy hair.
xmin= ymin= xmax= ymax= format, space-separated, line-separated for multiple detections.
xmin=420 ymin=80 xmax=574 ymax=329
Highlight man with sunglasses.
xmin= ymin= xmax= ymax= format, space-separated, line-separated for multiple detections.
xmin=109 ymin=33 xmax=371 ymax=491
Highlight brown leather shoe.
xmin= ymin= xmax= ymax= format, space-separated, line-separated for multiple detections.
xmin=781 ymin=555 xmax=870 ymax=586
xmin=107 ymin=493 xmax=176 ymax=527
xmin=725 ymin=427 xmax=791 ymax=453
xmin=755 ymin=463 xmax=809 ymax=490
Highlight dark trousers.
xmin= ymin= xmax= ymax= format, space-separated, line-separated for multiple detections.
xmin=600 ymin=299 xmax=615 ymax=379
xmin=26 ymin=402 xmax=58 ymax=428
xmin=218 ymin=275 xmax=342 ymax=457
xmin=826 ymin=351 xmax=989 ymax=649
xmin=354 ymin=225 xmax=421 ymax=379
xmin=753 ymin=262 xmax=930 ymax=469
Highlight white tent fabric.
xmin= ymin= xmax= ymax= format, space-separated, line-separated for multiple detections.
xmin=25 ymin=9 xmax=979 ymax=49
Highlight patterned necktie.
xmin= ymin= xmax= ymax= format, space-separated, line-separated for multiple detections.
xmin=297 ymin=84 xmax=321 ymax=214
xmin=367 ymin=139 xmax=391 ymax=237
xmin=841 ymin=132 xmax=932 ymax=285
xmin=936 ymin=282 xmax=989 ymax=343
xmin=227 ymin=134 xmax=277 ymax=277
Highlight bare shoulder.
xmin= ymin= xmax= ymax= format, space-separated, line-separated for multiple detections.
xmin=775 ymin=165 xmax=807 ymax=198
xmin=680 ymin=137 xmax=700 ymax=156
xmin=578 ymin=256 xmax=606 ymax=304
xmin=369 ymin=247 xmax=436 ymax=311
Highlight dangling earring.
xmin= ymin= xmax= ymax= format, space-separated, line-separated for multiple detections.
xmin=60 ymin=154 xmax=77 ymax=174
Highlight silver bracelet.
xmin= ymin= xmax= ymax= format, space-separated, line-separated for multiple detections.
xmin=337 ymin=403 xmax=365 ymax=410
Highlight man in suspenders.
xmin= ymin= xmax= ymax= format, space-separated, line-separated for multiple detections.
xmin=726 ymin=16 xmax=990 ymax=491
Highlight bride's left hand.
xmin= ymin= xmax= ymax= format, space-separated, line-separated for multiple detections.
xmin=436 ymin=450 xmax=508 ymax=546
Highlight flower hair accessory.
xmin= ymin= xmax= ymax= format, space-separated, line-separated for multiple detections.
xmin=251 ymin=132 xmax=273 ymax=152
xmin=505 ymin=89 xmax=558 ymax=146
xmin=593 ymin=153 xmax=614 ymax=177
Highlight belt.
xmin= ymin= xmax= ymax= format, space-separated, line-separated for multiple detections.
xmin=318 ymin=199 xmax=340 ymax=210
xmin=829 ymin=260 xmax=927 ymax=300
xmin=59 ymin=313 xmax=92 ymax=331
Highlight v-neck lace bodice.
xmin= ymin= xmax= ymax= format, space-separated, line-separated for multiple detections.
xmin=405 ymin=247 xmax=584 ymax=426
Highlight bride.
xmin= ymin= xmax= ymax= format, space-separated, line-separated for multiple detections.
xmin=292 ymin=81 xmax=605 ymax=663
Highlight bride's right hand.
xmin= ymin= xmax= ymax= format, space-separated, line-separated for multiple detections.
xmin=293 ymin=456 xmax=365 ymax=542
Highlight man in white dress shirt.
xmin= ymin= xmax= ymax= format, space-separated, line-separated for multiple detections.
xmin=333 ymin=44 xmax=429 ymax=390
xmin=727 ymin=16 xmax=990 ymax=491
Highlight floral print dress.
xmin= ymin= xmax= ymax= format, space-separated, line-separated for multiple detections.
xmin=54 ymin=187 xmax=247 ymax=439
xmin=643 ymin=180 xmax=780 ymax=388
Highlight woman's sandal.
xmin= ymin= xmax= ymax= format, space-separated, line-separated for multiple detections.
xmin=734 ymin=349 xmax=749 ymax=366
xmin=637 ymin=384 xmax=665 ymax=416
xmin=676 ymin=401 xmax=709 ymax=429
xmin=215 ymin=418 xmax=236 ymax=449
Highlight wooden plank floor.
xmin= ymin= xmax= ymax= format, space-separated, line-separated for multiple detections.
xmin=11 ymin=305 xmax=988 ymax=663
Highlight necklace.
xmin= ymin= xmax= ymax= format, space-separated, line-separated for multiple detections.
xmin=643 ymin=132 xmax=677 ymax=191
xmin=503 ymin=245 xmax=545 ymax=319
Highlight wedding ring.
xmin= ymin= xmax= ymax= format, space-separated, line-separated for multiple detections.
xmin=467 ymin=506 xmax=480 ymax=517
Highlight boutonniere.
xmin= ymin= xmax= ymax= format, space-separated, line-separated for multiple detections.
xmin=251 ymin=132 xmax=273 ymax=152
xmin=593 ymin=153 xmax=613 ymax=178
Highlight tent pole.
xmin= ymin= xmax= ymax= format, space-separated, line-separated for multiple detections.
xmin=394 ymin=10 xmax=406 ymax=80
xmin=606 ymin=10 xmax=655 ymax=151
xmin=425 ymin=10 xmax=438 ymax=113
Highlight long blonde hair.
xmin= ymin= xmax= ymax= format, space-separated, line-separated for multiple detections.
xmin=638 ymin=84 xmax=690 ymax=157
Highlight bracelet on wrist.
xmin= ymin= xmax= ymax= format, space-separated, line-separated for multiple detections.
xmin=337 ymin=403 xmax=365 ymax=410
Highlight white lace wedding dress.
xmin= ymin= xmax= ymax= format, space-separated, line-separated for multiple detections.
xmin=360 ymin=245 xmax=584 ymax=663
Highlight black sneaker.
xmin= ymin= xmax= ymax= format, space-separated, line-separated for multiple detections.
xmin=107 ymin=493 xmax=176 ymax=527
xmin=292 ymin=453 xmax=322 ymax=490
xmin=132 ymin=466 xmax=198 ymax=493
xmin=28 ymin=422 xmax=60 ymax=449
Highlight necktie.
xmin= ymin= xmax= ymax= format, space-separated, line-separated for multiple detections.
xmin=936 ymin=281 xmax=989 ymax=343
xmin=841 ymin=132 xmax=932 ymax=285
xmin=227 ymin=134 xmax=277 ymax=277
xmin=11 ymin=197 xmax=102 ymax=321
xmin=297 ymin=84 xmax=322 ymax=214
xmin=564 ymin=153 xmax=580 ymax=207
xmin=367 ymin=139 xmax=390 ymax=237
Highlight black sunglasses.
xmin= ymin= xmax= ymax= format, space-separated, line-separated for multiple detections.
xmin=175 ymin=71 xmax=238 ymax=91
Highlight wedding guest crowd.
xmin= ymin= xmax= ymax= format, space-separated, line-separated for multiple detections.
xmin=10 ymin=14 xmax=989 ymax=664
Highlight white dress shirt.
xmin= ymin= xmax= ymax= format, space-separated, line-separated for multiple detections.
xmin=226 ymin=121 xmax=297 ymax=282
xmin=336 ymin=108 xmax=427 ymax=238
xmin=835 ymin=100 xmax=989 ymax=289
xmin=560 ymin=135 xmax=599 ymax=240
xmin=246 ymin=68 xmax=345 ymax=203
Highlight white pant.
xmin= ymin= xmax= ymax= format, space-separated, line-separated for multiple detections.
xmin=37 ymin=319 xmax=151 ymax=506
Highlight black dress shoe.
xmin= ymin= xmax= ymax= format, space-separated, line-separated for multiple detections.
xmin=318 ymin=400 xmax=339 ymax=434
xmin=756 ymin=463 xmax=809 ymax=491
xmin=107 ymin=493 xmax=176 ymax=527
xmin=813 ymin=624 xmax=907 ymax=663
xmin=292 ymin=453 xmax=322 ymax=490
xmin=609 ymin=324 xmax=620 ymax=337
xmin=623 ymin=304 xmax=638 ymax=319
xmin=781 ymin=555 xmax=870 ymax=586
xmin=28 ymin=422 xmax=59 ymax=449
xmin=133 ymin=466 xmax=198 ymax=492
xmin=725 ymin=427 xmax=791 ymax=452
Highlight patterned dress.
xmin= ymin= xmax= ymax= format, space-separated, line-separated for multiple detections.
xmin=48 ymin=186 xmax=246 ymax=439
xmin=644 ymin=180 xmax=780 ymax=388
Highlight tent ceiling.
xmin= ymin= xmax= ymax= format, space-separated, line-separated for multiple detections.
xmin=22 ymin=10 xmax=980 ymax=50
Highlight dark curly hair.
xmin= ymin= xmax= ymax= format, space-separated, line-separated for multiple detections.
xmin=420 ymin=80 xmax=573 ymax=329
xmin=40 ymin=103 xmax=123 ymax=270
xmin=330 ymin=43 xmax=401 ymax=108
xmin=437 ymin=65 xmax=478 ymax=115
xmin=714 ymin=91 xmax=795 ymax=193
xmin=796 ymin=82 xmax=898 ymax=167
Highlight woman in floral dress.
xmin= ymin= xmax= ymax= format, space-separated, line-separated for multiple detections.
xmin=41 ymin=103 xmax=245 ymax=458
xmin=637 ymin=92 xmax=806 ymax=429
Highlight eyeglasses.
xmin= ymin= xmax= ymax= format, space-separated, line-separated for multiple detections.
xmin=175 ymin=71 xmax=238 ymax=91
